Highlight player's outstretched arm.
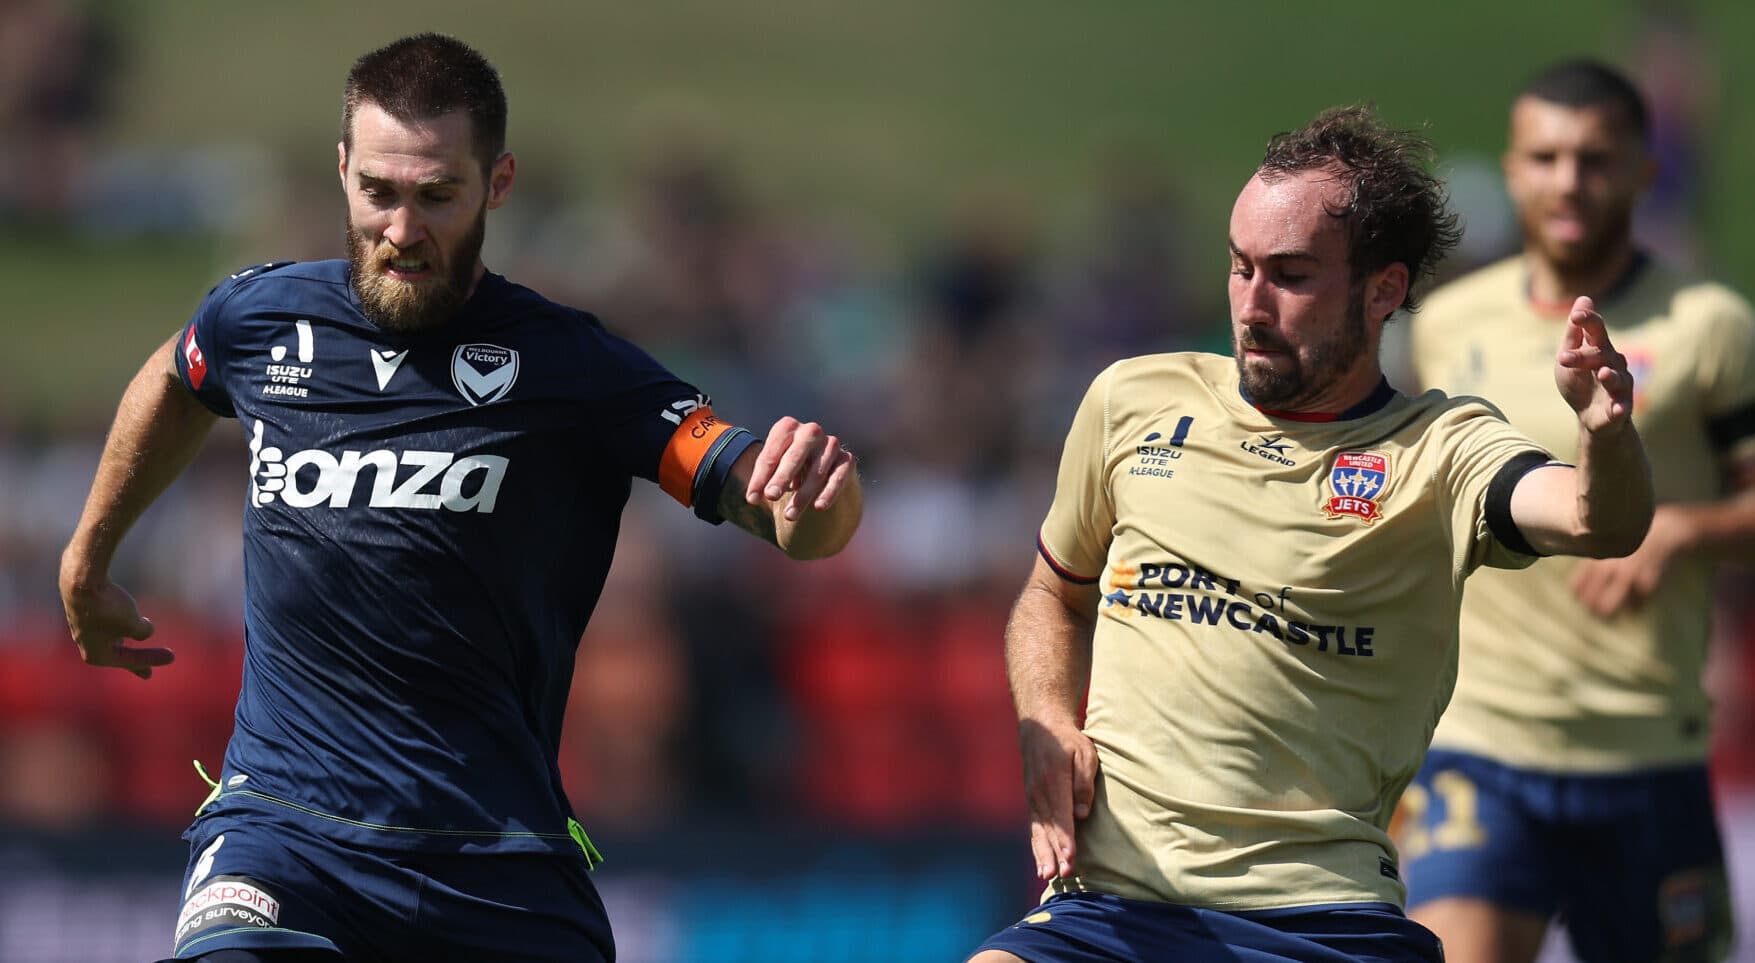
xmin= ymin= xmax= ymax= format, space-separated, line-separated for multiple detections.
xmin=1508 ymin=296 xmax=1655 ymax=558
xmin=717 ymin=416 xmax=862 ymax=560
xmin=1009 ymin=555 xmax=1101 ymax=881
xmin=60 ymin=332 xmax=219 ymax=679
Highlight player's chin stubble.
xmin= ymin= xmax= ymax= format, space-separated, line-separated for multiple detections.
xmin=347 ymin=206 xmax=485 ymax=333
xmin=1235 ymin=291 xmax=1368 ymax=408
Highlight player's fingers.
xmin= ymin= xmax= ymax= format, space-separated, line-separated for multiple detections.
xmin=786 ymin=435 xmax=841 ymax=519
xmin=1591 ymin=565 xmax=1635 ymax=618
xmin=1570 ymin=297 xmax=1607 ymax=344
xmin=1560 ymin=315 xmax=1585 ymax=351
xmin=1567 ymin=561 xmax=1609 ymax=614
xmin=1029 ymin=820 xmax=1057 ymax=880
xmin=1025 ymin=767 xmax=1076 ymax=877
xmin=811 ymin=452 xmax=857 ymax=511
xmin=113 ymin=645 xmax=176 ymax=679
xmin=1070 ymin=740 xmax=1098 ymax=820
xmin=745 ymin=420 xmax=798 ymax=502
xmin=1594 ymin=365 xmax=1633 ymax=420
xmin=793 ymin=431 xmax=852 ymax=515
xmin=765 ymin=423 xmax=824 ymax=501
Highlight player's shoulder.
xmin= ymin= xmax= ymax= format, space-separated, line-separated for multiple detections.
xmin=1419 ymin=256 xmax=1525 ymax=320
xmin=1641 ymin=262 xmax=1755 ymax=334
xmin=204 ymin=259 xmax=346 ymax=308
xmin=1395 ymin=385 xmax=1511 ymax=428
xmin=483 ymin=274 xmax=608 ymax=336
xmin=220 ymin=259 xmax=344 ymax=290
xmin=1103 ymin=350 xmax=1229 ymax=387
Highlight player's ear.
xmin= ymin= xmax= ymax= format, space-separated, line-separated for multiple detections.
xmin=337 ymin=141 xmax=349 ymax=188
xmin=486 ymin=152 xmax=515 ymax=210
xmin=1366 ymin=263 xmax=1409 ymax=324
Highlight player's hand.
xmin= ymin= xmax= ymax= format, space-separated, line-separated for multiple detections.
xmin=1019 ymin=716 xmax=1099 ymax=881
xmin=1554 ymin=296 xmax=1635 ymax=434
xmin=1568 ymin=504 xmax=1690 ymax=616
xmin=745 ymin=416 xmax=856 ymax=520
xmin=60 ymin=578 xmax=174 ymax=680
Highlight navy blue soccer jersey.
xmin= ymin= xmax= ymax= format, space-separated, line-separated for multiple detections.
xmin=172 ymin=259 xmax=756 ymax=856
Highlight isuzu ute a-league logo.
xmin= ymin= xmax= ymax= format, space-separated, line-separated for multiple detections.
xmin=451 ymin=343 xmax=519 ymax=406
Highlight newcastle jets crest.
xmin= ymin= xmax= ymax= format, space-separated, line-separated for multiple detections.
xmin=452 ymin=343 xmax=519 ymax=406
xmin=1325 ymin=451 xmax=1388 ymax=524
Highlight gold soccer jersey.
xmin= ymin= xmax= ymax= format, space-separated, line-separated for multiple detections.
xmin=1411 ymin=255 xmax=1755 ymax=771
xmin=1037 ymin=352 xmax=1545 ymax=910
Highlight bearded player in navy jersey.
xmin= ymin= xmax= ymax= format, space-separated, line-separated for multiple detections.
xmin=57 ymin=34 xmax=861 ymax=963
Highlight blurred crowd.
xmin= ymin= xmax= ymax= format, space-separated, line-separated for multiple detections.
xmin=2 ymin=0 xmax=1752 ymax=857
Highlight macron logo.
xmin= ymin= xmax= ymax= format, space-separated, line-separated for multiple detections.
xmin=370 ymin=348 xmax=409 ymax=391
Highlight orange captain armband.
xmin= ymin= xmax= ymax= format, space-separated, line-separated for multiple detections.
xmin=657 ymin=407 xmax=753 ymax=514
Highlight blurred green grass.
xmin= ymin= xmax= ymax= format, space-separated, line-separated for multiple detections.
xmin=8 ymin=0 xmax=1753 ymax=414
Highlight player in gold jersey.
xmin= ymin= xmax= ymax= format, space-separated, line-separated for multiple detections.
xmin=967 ymin=104 xmax=1655 ymax=963
xmin=1402 ymin=60 xmax=1753 ymax=963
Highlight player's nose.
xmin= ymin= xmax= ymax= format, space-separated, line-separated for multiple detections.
xmin=1234 ymin=275 xmax=1276 ymax=325
xmin=381 ymin=204 xmax=427 ymax=250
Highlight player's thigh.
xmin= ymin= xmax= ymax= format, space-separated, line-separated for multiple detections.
xmin=967 ymin=952 xmax=1028 ymax=963
xmin=1398 ymin=750 xmax=1560 ymax=918
xmin=398 ymin=850 xmax=612 ymax=963
xmin=1406 ymin=897 xmax=1547 ymax=963
xmin=169 ymin=818 xmax=354 ymax=961
xmin=1560 ymin=765 xmax=1732 ymax=963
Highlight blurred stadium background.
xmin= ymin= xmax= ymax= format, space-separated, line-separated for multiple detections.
xmin=5 ymin=1 xmax=1755 ymax=960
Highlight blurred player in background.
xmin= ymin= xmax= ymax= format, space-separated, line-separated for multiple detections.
xmin=968 ymin=105 xmax=1653 ymax=963
xmin=58 ymin=33 xmax=861 ymax=963
xmin=1402 ymin=59 xmax=1755 ymax=963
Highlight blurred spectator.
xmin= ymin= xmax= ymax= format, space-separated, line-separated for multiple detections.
xmin=0 ymin=0 xmax=118 ymax=224
xmin=1629 ymin=5 xmax=1719 ymax=269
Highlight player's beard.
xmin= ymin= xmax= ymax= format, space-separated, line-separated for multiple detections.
xmin=1235 ymin=285 xmax=1369 ymax=409
xmin=347 ymin=203 xmax=486 ymax=333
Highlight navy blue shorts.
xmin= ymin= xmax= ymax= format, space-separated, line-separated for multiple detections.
xmin=1401 ymin=748 xmax=1732 ymax=960
xmin=162 ymin=809 xmax=613 ymax=962
xmin=972 ymin=892 xmax=1443 ymax=962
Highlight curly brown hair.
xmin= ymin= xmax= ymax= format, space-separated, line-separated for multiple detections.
xmin=1258 ymin=105 xmax=1461 ymax=313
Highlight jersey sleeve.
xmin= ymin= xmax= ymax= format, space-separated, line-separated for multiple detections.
xmin=171 ymin=275 xmax=240 ymax=415
xmin=1438 ymin=401 xmax=1553 ymax=574
xmin=1037 ymin=364 xmax=1119 ymax=583
xmin=589 ymin=322 xmax=758 ymax=524
xmin=1692 ymin=287 xmax=1755 ymax=463
xmin=173 ymin=271 xmax=257 ymax=418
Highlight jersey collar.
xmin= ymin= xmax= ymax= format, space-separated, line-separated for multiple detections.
xmin=1240 ymin=376 xmax=1398 ymax=422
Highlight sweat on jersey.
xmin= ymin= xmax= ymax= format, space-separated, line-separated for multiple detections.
xmin=173 ymin=260 xmax=757 ymax=856
xmin=1413 ymin=254 xmax=1755 ymax=771
xmin=1036 ymin=352 xmax=1549 ymax=911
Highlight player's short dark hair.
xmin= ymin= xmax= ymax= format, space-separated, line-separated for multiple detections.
xmin=1258 ymin=105 xmax=1461 ymax=314
xmin=1517 ymin=58 xmax=1648 ymax=140
xmin=342 ymin=33 xmax=507 ymax=173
